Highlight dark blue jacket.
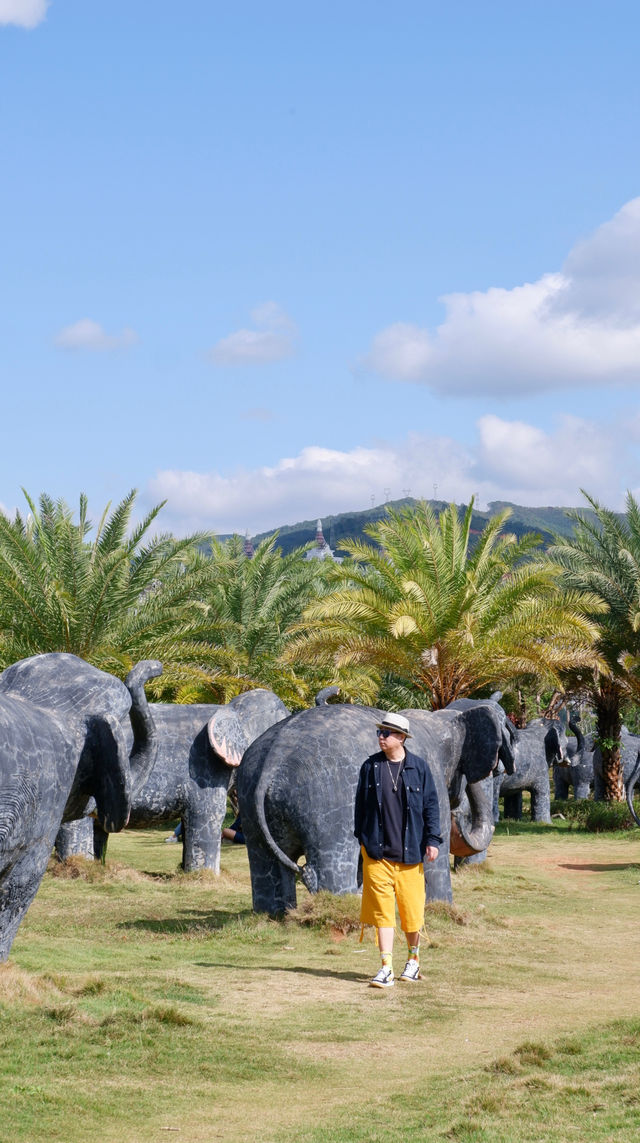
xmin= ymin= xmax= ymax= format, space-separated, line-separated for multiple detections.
xmin=354 ymin=748 xmax=442 ymax=863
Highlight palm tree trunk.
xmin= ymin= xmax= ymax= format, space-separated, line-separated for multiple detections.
xmin=594 ymin=682 xmax=624 ymax=801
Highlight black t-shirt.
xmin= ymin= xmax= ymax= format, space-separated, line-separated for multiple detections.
xmin=380 ymin=757 xmax=406 ymax=859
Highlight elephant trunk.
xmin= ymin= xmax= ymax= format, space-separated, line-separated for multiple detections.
xmin=499 ymin=722 xmax=516 ymax=774
xmin=626 ymin=752 xmax=640 ymax=828
xmin=449 ymin=777 xmax=495 ymax=857
xmin=569 ymin=716 xmax=585 ymax=753
xmin=125 ymin=660 xmax=163 ymax=797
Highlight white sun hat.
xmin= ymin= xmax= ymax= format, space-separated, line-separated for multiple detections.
xmin=375 ymin=711 xmax=411 ymax=737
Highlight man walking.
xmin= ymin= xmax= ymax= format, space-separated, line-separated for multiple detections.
xmin=354 ymin=712 xmax=442 ymax=988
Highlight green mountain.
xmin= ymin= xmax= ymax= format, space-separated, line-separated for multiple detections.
xmin=240 ymin=498 xmax=590 ymax=557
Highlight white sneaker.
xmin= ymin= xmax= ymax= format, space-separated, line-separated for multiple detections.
xmin=399 ymin=959 xmax=421 ymax=982
xmin=369 ymin=965 xmax=395 ymax=988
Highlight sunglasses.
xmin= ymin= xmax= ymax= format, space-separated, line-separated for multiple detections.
xmin=377 ymin=728 xmax=398 ymax=739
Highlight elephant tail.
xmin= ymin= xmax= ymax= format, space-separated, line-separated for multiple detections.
xmin=626 ymin=752 xmax=640 ymax=828
xmin=315 ymin=686 xmax=340 ymax=706
xmin=253 ymin=761 xmax=318 ymax=894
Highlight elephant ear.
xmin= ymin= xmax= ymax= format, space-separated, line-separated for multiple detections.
xmin=208 ymin=689 xmax=289 ymax=768
xmin=207 ymin=708 xmax=248 ymax=769
xmin=460 ymin=707 xmax=503 ymax=784
xmin=78 ymin=715 xmax=131 ymax=833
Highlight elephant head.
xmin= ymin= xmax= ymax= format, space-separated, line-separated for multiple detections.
xmin=0 ymin=653 xmax=162 ymax=833
xmin=453 ymin=706 xmax=515 ymax=856
xmin=430 ymin=702 xmax=516 ymax=857
xmin=207 ymin=689 xmax=289 ymax=768
xmin=542 ymin=720 xmax=568 ymax=766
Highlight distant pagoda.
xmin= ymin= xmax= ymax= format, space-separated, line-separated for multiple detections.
xmin=305 ymin=519 xmax=341 ymax=562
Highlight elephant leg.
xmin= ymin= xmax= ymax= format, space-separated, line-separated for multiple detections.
xmin=310 ymin=837 xmax=360 ymax=895
xmin=554 ymin=771 xmax=570 ymax=800
xmin=424 ymin=850 xmax=453 ymax=904
xmin=503 ymin=791 xmax=523 ymax=820
xmin=492 ymin=779 xmax=501 ymax=823
xmin=454 ymin=850 xmax=487 ymax=869
xmin=530 ymin=785 xmax=551 ymax=823
xmin=93 ymin=822 xmax=109 ymax=862
xmin=245 ymin=837 xmax=298 ymax=915
xmin=55 ymin=817 xmax=95 ymax=860
xmin=0 ymin=839 xmax=52 ymax=962
xmin=182 ymin=787 xmax=227 ymax=873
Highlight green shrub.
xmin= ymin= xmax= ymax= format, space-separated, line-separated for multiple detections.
xmin=551 ymin=798 xmax=636 ymax=831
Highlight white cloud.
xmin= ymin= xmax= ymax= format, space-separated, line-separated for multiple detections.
xmin=209 ymin=302 xmax=296 ymax=366
xmin=474 ymin=414 xmax=620 ymax=503
xmin=145 ymin=414 xmax=629 ymax=536
xmin=364 ymin=198 xmax=640 ymax=395
xmin=54 ymin=319 xmax=138 ymax=352
xmin=0 ymin=0 xmax=49 ymax=28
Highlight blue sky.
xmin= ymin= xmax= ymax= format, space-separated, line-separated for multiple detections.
xmin=2 ymin=0 xmax=640 ymax=535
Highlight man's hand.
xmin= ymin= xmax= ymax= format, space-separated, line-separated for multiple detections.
xmin=424 ymin=846 xmax=439 ymax=863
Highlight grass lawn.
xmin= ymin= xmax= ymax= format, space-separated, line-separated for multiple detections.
xmin=1 ymin=822 xmax=639 ymax=1142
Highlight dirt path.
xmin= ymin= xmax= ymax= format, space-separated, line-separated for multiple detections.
xmin=192 ymin=833 xmax=640 ymax=1141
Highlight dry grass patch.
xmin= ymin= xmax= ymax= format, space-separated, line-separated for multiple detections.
xmin=48 ymin=855 xmax=151 ymax=884
xmin=285 ymin=890 xmax=362 ymax=934
xmin=0 ymin=962 xmax=65 ymax=1006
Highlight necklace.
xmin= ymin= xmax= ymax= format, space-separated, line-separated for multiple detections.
xmin=385 ymin=757 xmax=404 ymax=793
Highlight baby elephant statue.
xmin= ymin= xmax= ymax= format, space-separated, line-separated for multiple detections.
xmin=553 ymin=714 xmax=594 ymax=801
xmin=0 ymin=652 xmax=161 ymax=961
xmin=237 ymin=699 xmax=514 ymax=915
xmin=57 ymin=688 xmax=289 ymax=872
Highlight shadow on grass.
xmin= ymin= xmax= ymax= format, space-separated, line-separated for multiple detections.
xmin=494 ymin=821 xmax=559 ymax=836
xmin=193 ymin=961 xmax=379 ymax=983
xmin=558 ymin=862 xmax=640 ymax=872
xmin=118 ymin=907 xmax=256 ymax=934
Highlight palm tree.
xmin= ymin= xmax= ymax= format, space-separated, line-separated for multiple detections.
xmin=549 ymin=490 xmax=640 ymax=800
xmin=182 ymin=533 xmax=332 ymax=707
xmin=288 ymin=500 xmax=600 ymax=710
xmin=0 ymin=489 xmax=212 ymax=683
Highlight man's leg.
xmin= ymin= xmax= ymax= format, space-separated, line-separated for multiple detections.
xmin=396 ymin=862 xmax=425 ymax=982
xmin=370 ymin=925 xmax=395 ymax=987
xmin=360 ymin=853 xmax=397 ymax=988
xmin=377 ymin=926 xmax=395 ymax=958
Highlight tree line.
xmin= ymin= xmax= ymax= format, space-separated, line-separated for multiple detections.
xmin=1 ymin=488 xmax=639 ymax=803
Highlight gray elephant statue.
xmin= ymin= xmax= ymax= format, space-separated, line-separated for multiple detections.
xmin=236 ymin=700 xmax=515 ymax=916
xmin=553 ymin=714 xmax=594 ymax=800
xmin=446 ymin=695 xmax=513 ymax=867
xmin=57 ymin=688 xmax=289 ymax=872
xmin=495 ymin=718 xmax=567 ymax=823
xmin=0 ymin=652 xmax=161 ymax=960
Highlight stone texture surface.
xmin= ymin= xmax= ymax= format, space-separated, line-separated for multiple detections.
xmin=0 ymin=653 xmax=160 ymax=960
xmin=237 ymin=701 xmax=511 ymax=916
xmin=58 ymin=688 xmax=289 ymax=873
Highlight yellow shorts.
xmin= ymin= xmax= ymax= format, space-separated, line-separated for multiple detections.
xmin=360 ymin=847 xmax=425 ymax=932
